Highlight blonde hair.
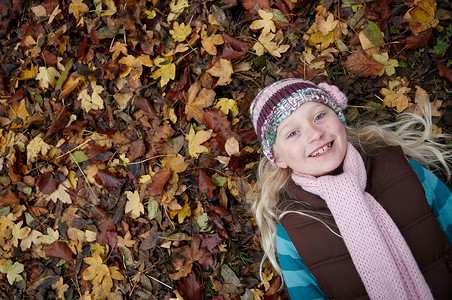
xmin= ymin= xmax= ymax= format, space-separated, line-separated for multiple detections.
xmin=251 ymin=107 xmax=452 ymax=282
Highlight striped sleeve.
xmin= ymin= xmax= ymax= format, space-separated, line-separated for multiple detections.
xmin=409 ymin=160 xmax=452 ymax=242
xmin=276 ymin=223 xmax=328 ymax=300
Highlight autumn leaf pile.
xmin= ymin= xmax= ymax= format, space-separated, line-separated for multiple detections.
xmin=0 ymin=0 xmax=451 ymax=299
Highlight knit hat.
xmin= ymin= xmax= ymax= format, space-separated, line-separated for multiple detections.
xmin=250 ymin=78 xmax=348 ymax=163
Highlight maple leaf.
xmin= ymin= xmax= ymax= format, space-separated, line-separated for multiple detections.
xmin=11 ymin=220 xmax=31 ymax=247
xmin=151 ymin=57 xmax=176 ymax=87
xmin=20 ymin=229 xmax=42 ymax=251
xmin=167 ymin=0 xmax=189 ymax=22
xmin=372 ymin=53 xmax=399 ymax=76
xmin=316 ymin=12 xmax=338 ymax=35
xmin=342 ymin=51 xmax=384 ymax=77
xmin=380 ymin=77 xmax=411 ymax=113
xmin=201 ymin=25 xmax=224 ymax=55
xmin=47 ymin=181 xmax=72 ymax=204
xmin=412 ymin=85 xmax=443 ymax=118
xmin=170 ymin=22 xmax=192 ymax=42
xmin=79 ymin=81 xmax=105 ymax=112
xmin=403 ymin=0 xmax=439 ymax=35
xmin=83 ymin=254 xmax=125 ymax=292
xmin=39 ymin=228 xmax=60 ymax=245
xmin=119 ymin=54 xmax=153 ymax=78
xmin=185 ymin=81 xmax=216 ymax=123
xmin=35 ymin=66 xmax=60 ymax=89
xmin=161 ymin=154 xmax=190 ymax=174
xmin=250 ymin=10 xmax=275 ymax=35
xmin=110 ymin=41 xmax=128 ymax=60
xmin=68 ymin=0 xmax=89 ymax=26
xmin=253 ymin=32 xmax=290 ymax=57
xmin=52 ymin=277 xmax=69 ymax=300
xmin=27 ymin=136 xmax=51 ymax=162
xmin=185 ymin=125 xmax=213 ymax=158
xmin=214 ymin=98 xmax=238 ymax=116
xmin=169 ymin=198 xmax=191 ymax=224
xmin=117 ymin=231 xmax=136 ymax=248
xmin=125 ymin=190 xmax=144 ymax=219
xmin=0 ymin=259 xmax=24 ymax=285
xmin=207 ymin=59 xmax=233 ymax=86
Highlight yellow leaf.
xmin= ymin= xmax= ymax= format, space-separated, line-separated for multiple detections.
xmin=316 ymin=12 xmax=338 ymax=35
xmin=207 ymin=59 xmax=233 ymax=86
xmin=214 ymin=98 xmax=237 ymax=116
xmin=151 ymin=57 xmax=176 ymax=87
xmin=79 ymin=82 xmax=105 ymax=112
xmin=47 ymin=181 xmax=72 ymax=204
xmin=27 ymin=136 xmax=51 ymax=162
xmin=167 ymin=0 xmax=189 ymax=22
xmin=161 ymin=154 xmax=190 ymax=174
xmin=225 ymin=137 xmax=240 ymax=156
xmin=17 ymin=64 xmax=37 ymax=81
xmin=39 ymin=228 xmax=60 ymax=245
xmin=201 ymin=24 xmax=224 ymax=55
xmin=380 ymin=77 xmax=411 ymax=113
xmin=170 ymin=22 xmax=192 ymax=42
xmin=250 ymin=10 xmax=275 ymax=35
xmin=83 ymin=255 xmax=112 ymax=291
xmin=185 ymin=81 xmax=216 ymax=122
xmin=372 ymin=52 xmax=399 ymax=76
xmin=185 ymin=125 xmax=213 ymax=158
xmin=403 ymin=0 xmax=439 ymax=35
xmin=68 ymin=0 xmax=88 ymax=26
xmin=176 ymin=199 xmax=191 ymax=223
xmin=36 ymin=66 xmax=60 ymax=89
xmin=412 ymin=85 xmax=443 ymax=118
xmin=254 ymin=32 xmax=290 ymax=58
xmin=0 ymin=259 xmax=24 ymax=285
xmin=125 ymin=190 xmax=144 ymax=219
xmin=11 ymin=221 xmax=31 ymax=247
xmin=110 ymin=41 xmax=128 ymax=60
xmin=52 ymin=277 xmax=69 ymax=300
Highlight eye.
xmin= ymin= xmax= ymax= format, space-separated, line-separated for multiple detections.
xmin=314 ymin=112 xmax=325 ymax=122
xmin=288 ymin=131 xmax=298 ymax=138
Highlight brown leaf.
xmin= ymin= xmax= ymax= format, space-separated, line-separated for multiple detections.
xmin=0 ymin=190 xmax=20 ymax=207
xmin=94 ymin=170 xmax=125 ymax=191
xmin=180 ymin=273 xmax=203 ymax=300
xmin=128 ymin=139 xmax=145 ymax=161
xmin=85 ymin=144 xmax=112 ymax=164
xmin=45 ymin=241 xmax=73 ymax=262
xmin=374 ymin=0 xmax=394 ymax=19
xmin=185 ymin=81 xmax=216 ymax=123
xmin=241 ymin=0 xmax=270 ymax=14
xmin=342 ymin=51 xmax=384 ymax=77
xmin=134 ymin=96 xmax=156 ymax=117
xmin=404 ymin=29 xmax=433 ymax=50
xmin=198 ymin=170 xmax=216 ymax=198
xmin=437 ymin=61 xmax=452 ymax=83
xmin=37 ymin=171 xmax=59 ymax=195
xmin=45 ymin=106 xmax=71 ymax=137
xmin=222 ymin=34 xmax=252 ymax=51
xmin=148 ymin=170 xmax=171 ymax=196
xmin=203 ymin=110 xmax=231 ymax=132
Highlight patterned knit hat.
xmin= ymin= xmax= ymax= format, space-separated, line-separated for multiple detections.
xmin=250 ymin=78 xmax=348 ymax=163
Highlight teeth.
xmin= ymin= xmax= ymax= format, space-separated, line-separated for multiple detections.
xmin=310 ymin=142 xmax=332 ymax=157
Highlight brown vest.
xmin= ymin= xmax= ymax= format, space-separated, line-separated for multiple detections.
xmin=278 ymin=146 xmax=452 ymax=300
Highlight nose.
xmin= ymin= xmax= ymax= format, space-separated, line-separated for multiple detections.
xmin=306 ymin=124 xmax=324 ymax=143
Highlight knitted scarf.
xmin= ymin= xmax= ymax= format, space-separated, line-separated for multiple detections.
xmin=291 ymin=142 xmax=433 ymax=299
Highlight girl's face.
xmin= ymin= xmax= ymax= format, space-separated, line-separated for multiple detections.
xmin=273 ymin=102 xmax=347 ymax=177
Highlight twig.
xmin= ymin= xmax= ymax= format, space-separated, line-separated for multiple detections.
xmin=145 ymin=274 xmax=173 ymax=290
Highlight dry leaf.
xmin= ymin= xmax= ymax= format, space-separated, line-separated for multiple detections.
xmin=342 ymin=51 xmax=384 ymax=77
xmin=403 ymin=0 xmax=439 ymax=35
xmin=249 ymin=10 xmax=275 ymax=35
xmin=125 ymin=191 xmax=144 ymax=219
xmin=79 ymin=82 xmax=105 ymax=112
xmin=185 ymin=125 xmax=213 ymax=158
xmin=207 ymin=59 xmax=233 ymax=86
xmin=185 ymin=81 xmax=216 ymax=122
xmin=380 ymin=77 xmax=411 ymax=113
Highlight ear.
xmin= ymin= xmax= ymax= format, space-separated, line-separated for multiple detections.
xmin=274 ymin=156 xmax=288 ymax=169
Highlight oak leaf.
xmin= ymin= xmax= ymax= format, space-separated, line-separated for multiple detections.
xmin=207 ymin=59 xmax=233 ymax=86
xmin=250 ymin=10 xmax=275 ymax=35
xmin=79 ymin=82 xmax=104 ymax=112
xmin=125 ymin=190 xmax=144 ymax=219
xmin=186 ymin=125 xmax=213 ymax=158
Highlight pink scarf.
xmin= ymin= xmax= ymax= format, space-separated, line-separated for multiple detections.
xmin=291 ymin=142 xmax=433 ymax=299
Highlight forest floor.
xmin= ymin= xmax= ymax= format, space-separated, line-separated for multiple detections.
xmin=0 ymin=0 xmax=451 ymax=299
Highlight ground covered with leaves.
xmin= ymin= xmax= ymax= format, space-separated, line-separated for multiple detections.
xmin=0 ymin=0 xmax=451 ymax=299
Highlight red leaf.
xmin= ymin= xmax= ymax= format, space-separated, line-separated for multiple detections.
xmin=94 ymin=170 xmax=125 ymax=191
xmin=148 ymin=169 xmax=171 ymax=196
xmin=128 ymin=139 xmax=146 ymax=161
xmin=45 ymin=241 xmax=73 ymax=262
xmin=180 ymin=273 xmax=203 ymax=300
xmin=404 ymin=30 xmax=433 ymax=50
xmin=0 ymin=190 xmax=20 ymax=207
xmin=218 ymin=43 xmax=246 ymax=60
xmin=134 ymin=96 xmax=156 ymax=117
xmin=342 ymin=51 xmax=383 ymax=77
xmin=97 ymin=217 xmax=118 ymax=247
xmin=374 ymin=0 xmax=394 ymax=19
xmin=37 ymin=171 xmax=59 ymax=194
xmin=208 ymin=204 xmax=231 ymax=217
xmin=8 ymin=88 xmax=24 ymax=104
xmin=241 ymin=0 xmax=270 ymax=14
xmin=204 ymin=110 xmax=231 ymax=132
xmin=437 ymin=61 xmax=452 ymax=83
xmin=45 ymin=106 xmax=71 ymax=137
xmin=198 ymin=170 xmax=216 ymax=198
xmin=63 ymin=120 xmax=88 ymax=134
xmin=85 ymin=144 xmax=110 ymax=163
xmin=222 ymin=34 xmax=252 ymax=51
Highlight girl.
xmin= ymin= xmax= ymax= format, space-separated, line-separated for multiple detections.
xmin=250 ymin=78 xmax=452 ymax=299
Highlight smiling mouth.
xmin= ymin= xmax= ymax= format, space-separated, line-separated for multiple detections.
xmin=309 ymin=142 xmax=333 ymax=157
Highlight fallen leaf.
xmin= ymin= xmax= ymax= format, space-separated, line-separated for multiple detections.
xmin=186 ymin=125 xmax=213 ymax=158
xmin=250 ymin=10 xmax=275 ymax=35
xmin=207 ymin=59 xmax=233 ymax=86
xmin=380 ymin=77 xmax=411 ymax=112
xmin=148 ymin=170 xmax=171 ymax=196
xmin=253 ymin=32 xmax=290 ymax=57
xmin=170 ymin=22 xmax=192 ymax=42
xmin=83 ymin=254 xmax=125 ymax=292
xmin=342 ymin=51 xmax=384 ymax=77
xmin=403 ymin=0 xmax=439 ymax=35
xmin=0 ymin=259 xmax=24 ymax=285
xmin=45 ymin=241 xmax=73 ymax=262
xmin=185 ymin=81 xmax=216 ymax=123
xmin=78 ymin=82 xmax=105 ymax=112
xmin=125 ymin=191 xmax=144 ymax=219
xmin=372 ymin=52 xmax=399 ymax=76
xmin=437 ymin=61 xmax=452 ymax=83
xmin=151 ymin=57 xmax=176 ymax=87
